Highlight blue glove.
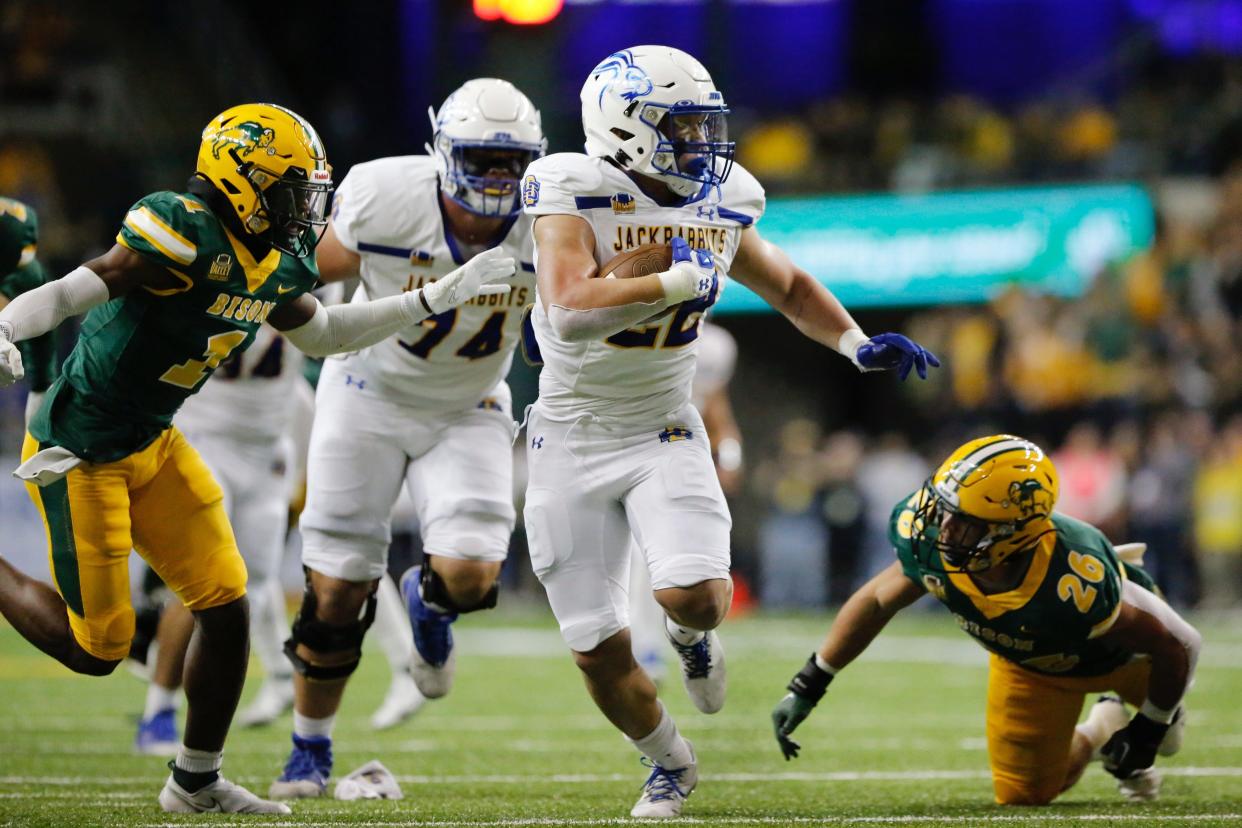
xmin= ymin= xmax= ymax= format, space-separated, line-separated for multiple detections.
xmin=855 ymin=333 xmax=941 ymax=381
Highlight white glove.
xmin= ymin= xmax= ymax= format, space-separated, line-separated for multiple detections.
xmin=417 ymin=246 xmax=516 ymax=315
xmin=0 ymin=325 xmax=24 ymax=387
xmin=658 ymin=238 xmax=717 ymax=304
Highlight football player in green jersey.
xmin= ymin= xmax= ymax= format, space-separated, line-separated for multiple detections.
xmin=0 ymin=196 xmax=58 ymax=422
xmin=0 ymin=103 xmax=516 ymax=814
xmin=771 ymin=435 xmax=1201 ymax=806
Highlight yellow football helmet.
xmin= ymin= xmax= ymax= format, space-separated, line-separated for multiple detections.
xmin=913 ymin=434 xmax=1059 ymax=572
xmin=196 ymin=103 xmax=331 ymax=257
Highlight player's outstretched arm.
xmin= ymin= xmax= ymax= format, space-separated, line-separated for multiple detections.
xmin=771 ymin=562 xmax=925 ymax=760
xmin=730 ymin=227 xmax=940 ymax=380
xmin=1094 ymin=582 xmax=1201 ymax=780
xmin=0 ymin=244 xmax=176 ymax=386
xmin=269 ymin=246 xmax=515 ymax=357
xmin=535 ymin=215 xmax=714 ymax=341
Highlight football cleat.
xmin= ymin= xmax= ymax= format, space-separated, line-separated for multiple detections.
xmin=1117 ymin=766 xmax=1163 ymax=802
xmin=237 ymin=678 xmax=294 ymax=728
xmin=1082 ymin=695 xmax=1130 ymax=761
xmin=269 ymin=735 xmax=332 ymax=799
xmin=134 ymin=709 xmax=180 ymax=756
xmin=669 ymin=628 xmax=726 ymax=714
xmin=401 ymin=566 xmax=457 ymax=699
xmin=160 ymin=773 xmax=291 ymax=814
xmin=371 ymin=669 xmax=427 ymax=731
xmin=631 ymin=742 xmax=698 ymax=818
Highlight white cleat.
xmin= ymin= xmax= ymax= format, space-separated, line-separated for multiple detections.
xmin=371 ymin=670 xmax=427 ymax=730
xmin=1118 ymin=767 xmax=1163 ymax=802
xmin=159 ymin=773 xmax=292 ymax=814
xmin=237 ymin=678 xmax=294 ymax=728
xmin=631 ymin=742 xmax=698 ymax=818
xmin=669 ymin=629 xmax=726 ymax=714
xmin=1082 ymin=696 xmax=1130 ymax=761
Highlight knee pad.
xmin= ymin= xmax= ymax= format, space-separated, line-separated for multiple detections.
xmin=283 ymin=573 xmax=377 ymax=681
xmin=420 ymin=562 xmax=499 ymax=614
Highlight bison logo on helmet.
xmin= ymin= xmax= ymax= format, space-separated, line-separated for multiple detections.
xmin=1008 ymin=479 xmax=1052 ymax=519
xmin=210 ymin=121 xmax=277 ymax=161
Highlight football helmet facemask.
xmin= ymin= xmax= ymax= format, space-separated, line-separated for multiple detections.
xmin=912 ymin=435 xmax=1059 ymax=573
xmin=581 ymin=45 xmax=735 ymax=202
xmin=430 ymin=78 xmax=546 ymax=218
xmin=196 ymin=103 xmax=332 ymax=258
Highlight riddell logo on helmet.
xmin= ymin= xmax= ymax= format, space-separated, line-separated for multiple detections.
xmin=210 ymin=121 xmax=276 ymax=160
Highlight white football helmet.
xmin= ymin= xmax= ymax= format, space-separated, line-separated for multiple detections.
xmin=429 ymin=78 xmax=546 ymax=217
xmin=581 ymin=45 xmax=734 ymax=202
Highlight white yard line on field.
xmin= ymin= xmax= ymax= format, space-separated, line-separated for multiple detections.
xmin=4 ymin=767 xmax=1240 ymax=788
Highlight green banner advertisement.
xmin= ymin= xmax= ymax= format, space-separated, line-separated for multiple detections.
xmin=715 ymin=183 xmax=1155 ymax=313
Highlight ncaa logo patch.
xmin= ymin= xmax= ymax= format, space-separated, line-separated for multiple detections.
xmin=611 ymin=193 xmax=635 ymax=214
xmin=522 ymin=174 xmax=540 ymax=207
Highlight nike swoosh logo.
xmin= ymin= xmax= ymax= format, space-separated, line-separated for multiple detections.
xmin=277 ymin=285 xmax=297 ymax=294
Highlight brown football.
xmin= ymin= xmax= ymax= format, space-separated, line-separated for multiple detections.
xmin=596 ymin=243 xmax=673 ymax=279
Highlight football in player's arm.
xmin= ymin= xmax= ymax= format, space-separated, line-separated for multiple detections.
xmin=771 ymin=435 xmax=1201 ymax=806
xmin=0 ymin=103 xmax=513 ymax=815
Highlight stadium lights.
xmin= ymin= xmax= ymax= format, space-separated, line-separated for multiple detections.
xmin=474 ymin=0 xmax=564 ymax=25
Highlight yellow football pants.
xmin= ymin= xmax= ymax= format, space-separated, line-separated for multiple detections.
xmin=987 ymin=652 xmax=1151 ymax=805
xmin=22 ymin=428 xmax=247 ymax=661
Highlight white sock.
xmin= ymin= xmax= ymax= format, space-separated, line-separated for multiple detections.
xmin=665 ymin=616 xmax=705 ymax=647
xmin=174 ymin=745 xmax=222 ymax=774
xmin=144 ymin=683 xmax=180 ymax=720
xmin=629 ymin=703 xmax=694 ymax=769
xmin=374 ymin=576 xmax=414 ymax=671
xmin=293 ymin=711 xmax=335 ymax=740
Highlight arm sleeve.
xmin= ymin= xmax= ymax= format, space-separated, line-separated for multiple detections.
xmin=281 ymin=291 xmax=430 ymax=358
xmin=1120 ymin=579 xmax=1201 ymax=696
xmin=4 ymin=259 xmax=59 ymax=390
xmin=0 ymin=266 xmax=109 ymax=344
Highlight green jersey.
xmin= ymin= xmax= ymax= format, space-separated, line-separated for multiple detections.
xmin=0 ymin=197 xmax=58 ymax=391
xmin=30 ymin=191 xmax=318 ymax=462
xmin=890 ymin=491 xmax=1157 ymax=678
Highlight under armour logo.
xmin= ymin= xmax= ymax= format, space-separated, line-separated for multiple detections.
xmin=696 ymin=205 xmax=716 ymax=220
xmin=698 ymin=278 xmax=712 ymax=292
xmin=345 ymin=374 xmax=366 ymax=390
xmin=531 ymin=436 xmax=544 ymax=449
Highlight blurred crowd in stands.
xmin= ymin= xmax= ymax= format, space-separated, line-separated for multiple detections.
xmin=2 ymin=0 xmax=1241 ymax=610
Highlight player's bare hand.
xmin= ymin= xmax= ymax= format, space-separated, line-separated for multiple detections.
xmin=419 ymin=247 xmax=516 ymax=314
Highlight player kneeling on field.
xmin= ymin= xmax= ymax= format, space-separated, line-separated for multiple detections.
xmin=771 ymin=435 xmax=1200 ymax=805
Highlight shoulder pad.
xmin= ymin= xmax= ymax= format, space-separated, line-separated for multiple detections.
xmin=333 ymin=156 xmax=433 ymax=251
xmin=117 ymin=191 xmax=205 ymax=269
xmin=718 ymin=163 xmax=766 ymax=227
xmin=522 ymin=154 xmax=609 ymax=216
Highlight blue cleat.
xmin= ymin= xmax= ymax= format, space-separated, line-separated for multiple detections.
xmin=400 ymin=566 xmax=457 ymax=698
xmin=268 ymin=735 xmax=332 ymax=799
xmin=134 ymin=708 xmax=179 ymax=756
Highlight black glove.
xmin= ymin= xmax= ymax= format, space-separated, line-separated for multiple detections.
xmin=1102 ymin=712 xmax=1170 ymax=779
xmin=771 ymin=655 xmax=834 ymax=761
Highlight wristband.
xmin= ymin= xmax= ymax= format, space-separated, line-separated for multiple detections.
xmin=787 ymin=653 xmax=835 ymax=703
xmin=837 ymin=328 xmax=868 ymax=364
xmin=1139 ymin=700 xmax=1178 ymax=725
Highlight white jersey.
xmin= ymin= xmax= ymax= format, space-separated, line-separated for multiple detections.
xmin=690 ymin=321 xmax=737 ymax=410
xmin=522 ymin=153 xmax=764 ymax=424
xmin=330 ymin=155 xmax=536 ymax=410
xmin=176 ymin=325 xmax=304 ymax=443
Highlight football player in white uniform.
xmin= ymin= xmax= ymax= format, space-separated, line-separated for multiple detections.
xmin=270 ymin=78 xmax=544 ymax=798
xmin=630 ymin=321 xmax=742 ymax=684
xmin=521 ymin=45 xmax=939 ymax=818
